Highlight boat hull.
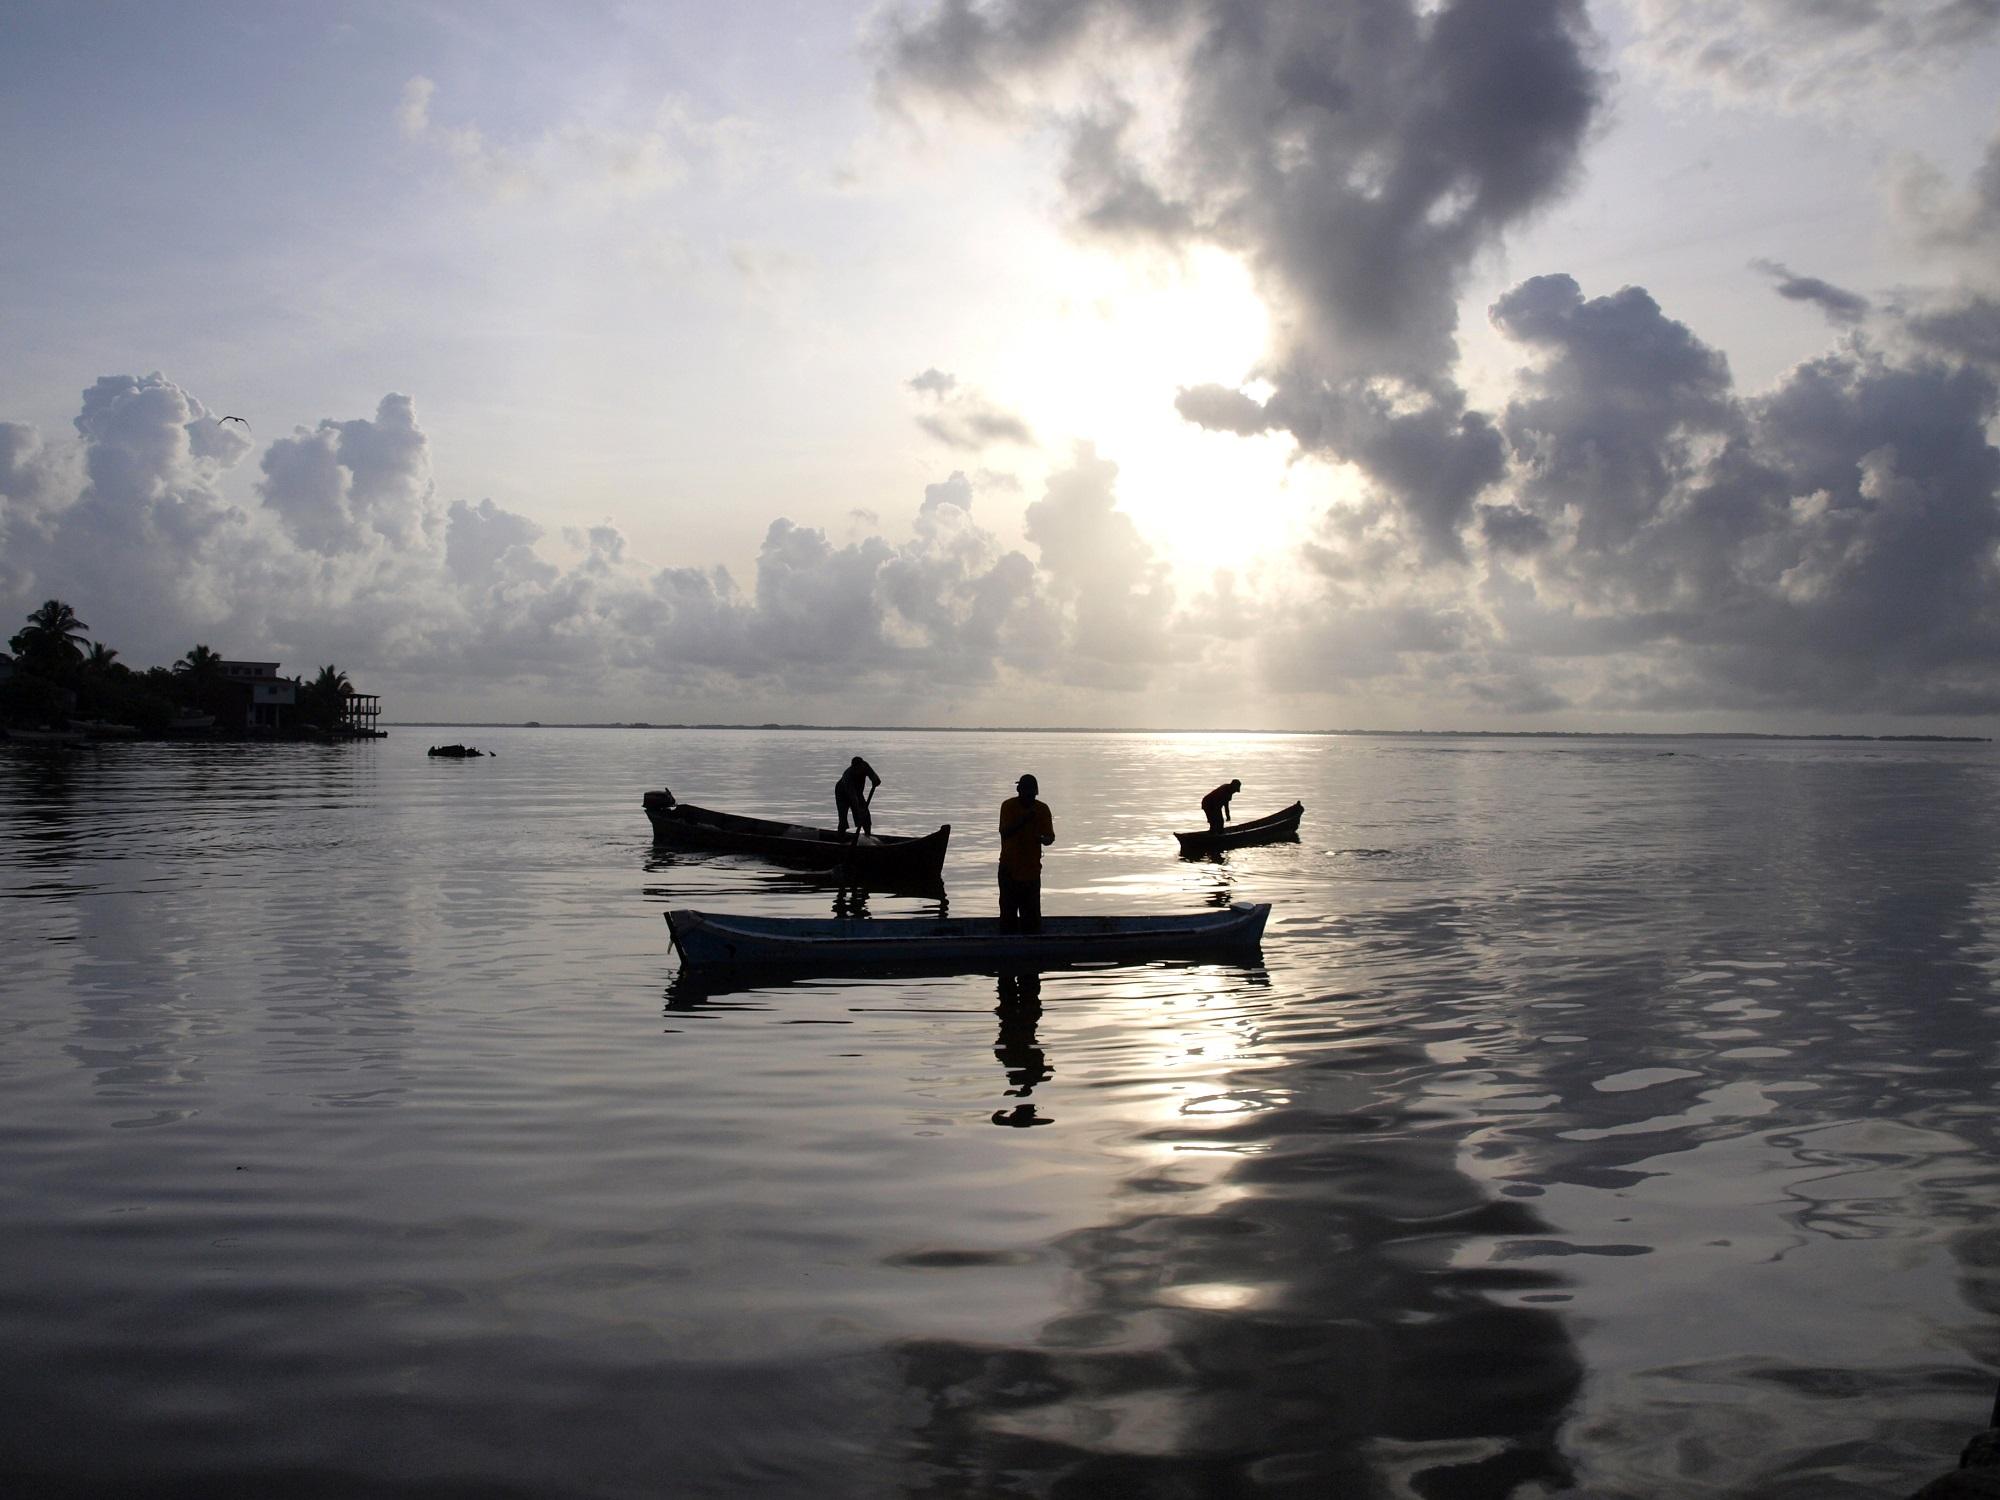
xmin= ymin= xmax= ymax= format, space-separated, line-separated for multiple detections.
xmin=1174 ymin=801 xmax=1304 ymax=855
xmin=666 ymin=902 xmax=1270 ymax=969
xmin=643 ymin=794 xmax=950 ymax=887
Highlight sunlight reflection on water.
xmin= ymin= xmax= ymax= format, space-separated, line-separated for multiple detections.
xmin=3 ymin=729 xmax=1999 ymax=1496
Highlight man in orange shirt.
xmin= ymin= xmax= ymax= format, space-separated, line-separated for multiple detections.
xmin=997 ymin=773 xmax=1055 ymax=934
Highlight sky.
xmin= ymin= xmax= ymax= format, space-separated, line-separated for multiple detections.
xmin=4 ymin=0 xmax=2000 ymax=732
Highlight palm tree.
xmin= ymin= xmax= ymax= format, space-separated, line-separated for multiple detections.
xmin=9 ymin=599 xmax=90 ymax=672
xmin=173 ymin=644 xmax=224 ymax=710
xmin=304 ymin=663 xmax=352 ymax=730
xmin=83 ymin=642 xmax=120 ymax=674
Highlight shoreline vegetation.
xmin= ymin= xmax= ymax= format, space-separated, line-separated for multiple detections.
xmin=3 ymin=598 xmax=376 ymax=743
xmin=388 ymin=722 xmax=1992 ymax=743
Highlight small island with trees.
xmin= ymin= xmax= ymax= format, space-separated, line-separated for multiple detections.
xmin=1 ymin=599 xmax=383 ymax=744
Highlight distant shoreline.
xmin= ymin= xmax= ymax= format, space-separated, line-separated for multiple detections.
xmin=385 ymin=723 xmax=1992 ymax=743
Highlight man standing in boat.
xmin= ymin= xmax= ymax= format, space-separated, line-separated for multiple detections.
xmin=998 ymin=773 xmax=1055 ymax=934
xmin=1201 ymin=779 xmax=1242 ymax=834
xmin=835 ymin=755 xmax=880 ymax=837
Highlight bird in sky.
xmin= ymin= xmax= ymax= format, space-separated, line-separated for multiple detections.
xmin=218 ymin=415 xmax=249 ymax=427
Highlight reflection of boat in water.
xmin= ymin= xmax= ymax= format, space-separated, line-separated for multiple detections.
xmin=643 ymin=789 xmax=950 ymax=888
xmin=427 ymin=743 xmax=485 ymax=757
xmin=666 ymin=902 xmax=1270 ymax=970
xmin=1174 ymin=801 xmax=1304 ymax=856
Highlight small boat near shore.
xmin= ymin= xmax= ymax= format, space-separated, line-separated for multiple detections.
xmin=428 ymin=743 xmax=485 ymax=757
xmin=666 ymin=902 xmax=1270 ymax=969
xmin=1174 ymin=801 xmax=1305 ymax=855
xmin=643 ymin=790 xmax=950 ymax=887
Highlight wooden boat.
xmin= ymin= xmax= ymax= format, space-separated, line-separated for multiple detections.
xmin=666 ymin=901 xmax=1270 ymax=969
xmin=1174 ymin=801 xmax=1305 ymax=855
xmin=643 ymin=790 xmax=950 ymax=887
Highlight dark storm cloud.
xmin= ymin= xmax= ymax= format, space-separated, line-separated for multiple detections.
xmin=1478 ymin=503 xmax=1550 ymax=556
xmin=1751 ymin=259 xmax=1871 ymax=325
xmin=883 ymin=0 xmax=1604 ymax=556
xmin=1246 ymin=263 xmax=2000 ymax=720
xmin=1492 ymin=274 xmax=1738 ymax=563
xmin=1477 ymin=278 xmax=2000 ymax=714
xmin=1904 ymin=296 xmax=2000 ymax=367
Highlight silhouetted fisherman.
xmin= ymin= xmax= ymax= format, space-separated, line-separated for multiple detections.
xmin=997 ymin=773 xmax=1054 ymax=934
xmin=1202 ymin=778 xmax=1242 ymax=833
xmin=835 ymin=755 xmax=879 ymax=836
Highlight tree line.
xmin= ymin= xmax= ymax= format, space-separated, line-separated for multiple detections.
xmin=4 ymin=598 xmax=355 ymax=734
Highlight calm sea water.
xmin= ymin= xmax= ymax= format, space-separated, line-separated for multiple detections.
xmin=4 ymin=727 xmax=1999 ymax=1498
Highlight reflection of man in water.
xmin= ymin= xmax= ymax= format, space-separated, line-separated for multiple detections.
xmin=835 ymin=756 xmax=880 ymax=836
xmin=1202 ymin=778 xmax=1242 ymax=833
xmin=992 ymin=972 xmax=1050 ymax=1128
xmin=997 ymin=773 xmax=1055 ymax=934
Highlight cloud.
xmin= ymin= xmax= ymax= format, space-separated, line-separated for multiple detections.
xmin=920 ymin=470 xmax=974 ymax=513
xmin=1022 ymin=443 xmax=1178 ymax=678
xmin=398 ymin=76 xmax=762 ymax=203
xmin=9 ymin=296 xmax=1999 ymax=728
xmin=0 ymin=375 xmax=1198 ymax=715
xmin=907 ymin=367 xmax=1035 ymax=449
xmin=445 ymin=497 xmax=553 ymax=591
xmin=1492 ymin=274 xmax=1738 ymax=562
xmin=1752 ymin=259 xmax=1871 ymax=325
xmin=1620 ymin=0 xmax=2000 ymax=109
xmin=882 ymin=0 xmax=1604 ymax=555
xmin=0 ymin=422 xmax=83 ymax=600
xmin=877 ymin=0 xmax=2000 ymax=722
xmin=260 ymin=394 xmax=436 ymax=557
xmin=1489 ymin=281 xmax=2000 ymax=712
xmin=1904 ymin=296 xmax=2000 ymax=368
xmin=1236 ymin=262 xmax=2000 ymax=721
xmin=1867 ymin=116 xmax=2000 ymax=368
xmin=1893 ymin=115 xmax=2000 ymax=276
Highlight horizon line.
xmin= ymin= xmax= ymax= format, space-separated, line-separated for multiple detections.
xmin=390 ymin=722 xmax=1992 ymax=743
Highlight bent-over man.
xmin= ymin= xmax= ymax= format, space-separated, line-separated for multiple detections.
xmin=836 ymin=756 xmax=880 ymax=835
xmin=1201 ymin=778 xmax=1242 ymax=834
xmin=998 ymin=773 xmax=1055 ymax=934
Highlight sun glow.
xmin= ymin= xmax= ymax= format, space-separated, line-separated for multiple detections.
xmin=993 ymin=243 xmax=1321 ymax=586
